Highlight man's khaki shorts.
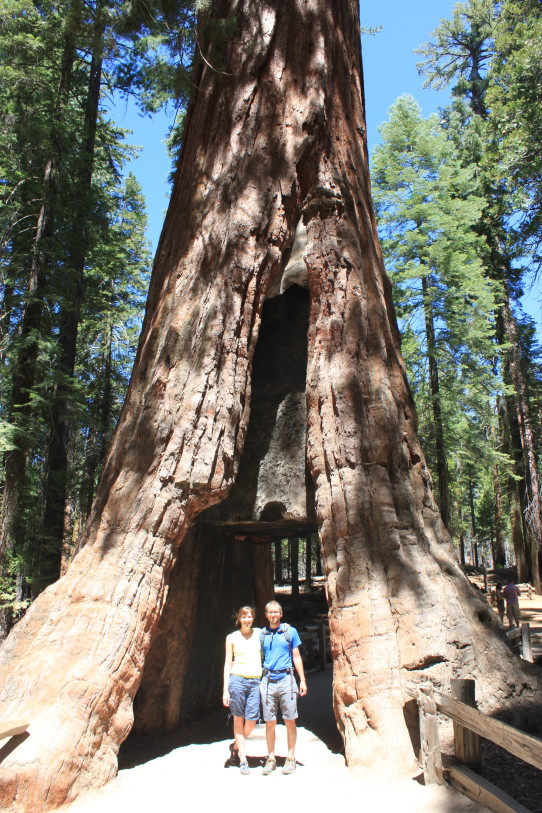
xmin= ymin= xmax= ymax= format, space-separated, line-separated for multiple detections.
xmin=260 ymin=675 xmax=298 ymax=721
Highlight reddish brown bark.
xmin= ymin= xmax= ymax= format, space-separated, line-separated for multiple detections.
xmin=0 ymin=2 xmax=540 ymax=809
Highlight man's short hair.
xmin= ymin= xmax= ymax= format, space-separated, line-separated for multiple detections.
xmin=265 ymin=600 xmax=282 ymax=613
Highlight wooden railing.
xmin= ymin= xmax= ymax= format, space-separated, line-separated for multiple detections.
xmin=506 ymin=623 xmax=534 ymax=663
xmin=0 ymin=720 xmax=29 ymax=765
xmin=300 ymin=622 xmax=329 ymax=672
xmin=0 ymin=722 xmax=28 ymax=740
xmin=407 ymin=678 xmax=542 ymax=813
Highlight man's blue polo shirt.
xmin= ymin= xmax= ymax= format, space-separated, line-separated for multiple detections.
xmin=262 ymin=624 xmax=302 ymax=679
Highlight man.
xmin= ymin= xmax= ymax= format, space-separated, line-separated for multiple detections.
xmin=260 ymin=600 xmax=307 ymax=775
xmin=503 ymin=578 xmax=521 ymax=628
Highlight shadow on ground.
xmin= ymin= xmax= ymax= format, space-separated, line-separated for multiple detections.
xmin=119 ymin=669 xmax=342 ymax=770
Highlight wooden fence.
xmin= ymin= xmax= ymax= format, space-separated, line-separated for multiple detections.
xmin=407 ymin=678 xmax=542 ymax=813
xmin=300 ymin=622 xmax=329 ymax=672
xmin=0 ymin=721 xmax=29 ymax=766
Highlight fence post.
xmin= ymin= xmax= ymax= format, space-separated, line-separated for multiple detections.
xmin=522 ymin=622 xmax=533 ymax=663
xmin=417 ymin=683 xmax=444 ymax=785
xmin=318 ymin=622 xmax=326 ymax=671
xmin=450 ymin=678 xmax=481 ymax=772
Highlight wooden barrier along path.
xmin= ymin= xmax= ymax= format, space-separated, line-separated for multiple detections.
xmin=0 ymin=721 xmax=28 ymax=740
xmin=407 ymin=678 xmax=542 ymax=813
xmin=0 ymin=720 xmax=30 ymax=766
xmin=300 ymin=622 xmax=330 ymax=673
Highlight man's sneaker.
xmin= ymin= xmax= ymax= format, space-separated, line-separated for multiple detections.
xmin=282 ymin=757 xmax=296 ymax=774
xmin=239 ymin=761 xmax=250 ymax=775
xmin=262 ymin=756 xmax=277 ymax=775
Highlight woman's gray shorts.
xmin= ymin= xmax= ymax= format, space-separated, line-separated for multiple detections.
xmin=260 ymin=675 xmax=298 ymax=721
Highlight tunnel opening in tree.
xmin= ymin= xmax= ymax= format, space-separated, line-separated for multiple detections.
xmin=131 ymin=283 xmax=320 ymax=736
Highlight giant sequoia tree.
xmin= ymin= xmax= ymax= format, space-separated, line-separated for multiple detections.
xmin=0 ymin=2 xmax=541 ymax=810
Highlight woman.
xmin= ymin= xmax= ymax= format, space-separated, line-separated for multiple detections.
xmin=223 ymin=606 xmax=262 ymax=775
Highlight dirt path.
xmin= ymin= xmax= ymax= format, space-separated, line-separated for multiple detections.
xmin=475 ymin=576 xmax=542 ymax=660
xmin=59 ymin=670 xmax=492 ymax=813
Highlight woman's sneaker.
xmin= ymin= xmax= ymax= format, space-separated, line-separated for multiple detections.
xmin=262 ymin=756 xmax=277 ymax=775
xmin=228 ymin=742 xmax=240 ymax=766
xmin=282 ymin=757 xmax=296 ymax=774
xmin=239 ymin=761 xmax=250 ymax=775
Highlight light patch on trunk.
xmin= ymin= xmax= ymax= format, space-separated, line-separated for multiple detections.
xmin=281 ymin=219 xmax=308 ymax=294
xmin=268 ymin=218 xmax=309 ymax=298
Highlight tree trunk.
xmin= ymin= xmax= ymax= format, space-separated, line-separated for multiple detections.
xmin=492 ymin=461 xmax=506 ymax=568
xmin=498 ymin=394 xmax=529 ymax=580
xmin=421 ymin=273 xmax=450 ymax=530
xmin=305 ymin=535 xmax=312 ymax=586
xmin=0 ymin=2 xmax=541 ymax=809
xmin=495 ymin=277 xmax=541 ymax=590
xmin=290 ymin=536 xmax=300 ymax=617
xmin=501 ymin=299 xmax=542 ymax=592
xmin=274 ymin=539 xmax=282 ymax=583
xmin=459 ymin=532 xmax=466 ymax=567
xmin=36 ymin=4 xmax=105 ymax=593
xmin=0 ymin=2 xmax=81 ymax=601
xmin=468 ymin=473 xmax=479 ymax=568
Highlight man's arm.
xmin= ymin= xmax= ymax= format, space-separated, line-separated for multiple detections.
xmin=223 ymin=636 xmax=233 ymax=707
xmin=292 ymin=647 xmax=307 ymax=696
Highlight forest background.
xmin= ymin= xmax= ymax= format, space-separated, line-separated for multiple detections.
xmin=0 ymin=0 xmax=541 ymax=634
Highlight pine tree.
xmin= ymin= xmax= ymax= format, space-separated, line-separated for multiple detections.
xmin=371 ymin=95 xmax=501 ymax=538
xmin=417 ymin=0 xmax=542 ymax=588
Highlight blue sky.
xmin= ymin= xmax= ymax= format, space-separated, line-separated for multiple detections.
xmin=113 ymin=0 xmax=458 ymax=253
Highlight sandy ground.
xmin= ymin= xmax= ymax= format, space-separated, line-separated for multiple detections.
xmin=59 ymin=724 xmax=493 ymax=813
xmin=58 ymin=668 xmax=493 ymax=813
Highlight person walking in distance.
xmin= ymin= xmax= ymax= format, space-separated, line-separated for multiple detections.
xmin=223 ymin=606 xmax=262 ymax=775
xmin=503 ymin=578 xmax=521 ymax=629
xmin=260 ymin=600 xmax=307 ymax=775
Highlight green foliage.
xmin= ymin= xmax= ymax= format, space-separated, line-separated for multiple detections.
xmin=0 ymin=0 xmax=175 ymax=605
xmin=415 ymin=0 xmax=496 ymax=116
xmin=486 ymin=0 xmax=542 ymax=272
xmin=403 ymin=0 xmax=542 ymax=575
xmin=371 ymin=94 xmax=508 ymax=544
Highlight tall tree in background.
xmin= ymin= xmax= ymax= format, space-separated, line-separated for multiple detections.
xmin=417 ymin=0 xmax=542 ymax=588
xmin=0 ymin=0 xmax=155 ymax=618
xmin=488 ymin=0 xmax=542 ymax=275
xmin=371 ymin=95 xmax=501 ymax=538
xmin=1 ymin=2 xmax=540 ymax=810
xmin=0 ymin=1 xmax=82 ymax=619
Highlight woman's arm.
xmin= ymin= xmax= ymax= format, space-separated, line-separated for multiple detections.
xmin=223 ymin=636 xmax=234 ymax=707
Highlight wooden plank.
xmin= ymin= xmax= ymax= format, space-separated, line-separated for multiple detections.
xmin=447 ymin=764 xmax=532 ymax=813
xmin=0 ymin=722 xmax=29 ymax=740
xmin=318 ymin=622 xmax=326 ymax=671
xmin=521 ymin=623 xmax=533 ymax=663
xmin=417 ymin=683 xmax=444 ymax=785
xmin=434 ymin=692 xmax=542 ymax=772
xmin=299 ymin=631 xmax=318 ymax=671
xmin=451 ymin=679 xmax=481 ymax=772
